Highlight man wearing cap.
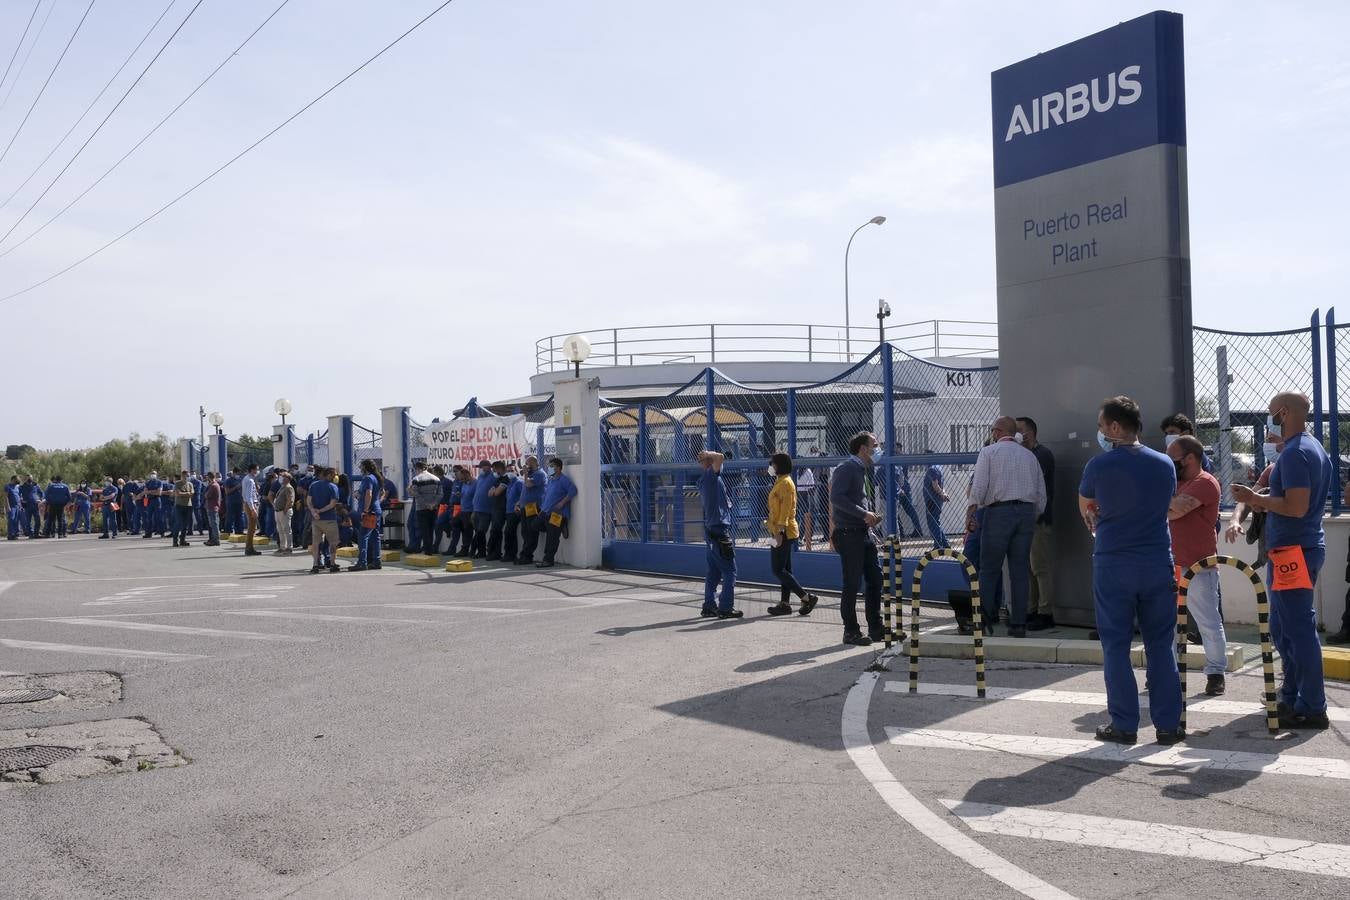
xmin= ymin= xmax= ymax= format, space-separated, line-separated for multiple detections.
xmin=470 ymin=459 xmax=495 ymax=559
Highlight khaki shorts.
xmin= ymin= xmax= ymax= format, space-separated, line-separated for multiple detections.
xmin=311 ymin=519 xmax=339 ymax=547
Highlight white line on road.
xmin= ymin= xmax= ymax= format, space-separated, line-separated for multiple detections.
xmin=225 ymin=610 xmax=453 ymax=626
xmin=0 ymin=582 xmax=13 ymax=596
xmin=384 ymin=603 xmax=528 ymax=615
xmin=40 ymin=618 xmax=317 ymax=643
xmin=886 ymin=727 xmax=1350 ymax=780
xmin=843 ymin=672 xmax=1076 ymax=900
xmin=0 ymin=638 xmax=205 ymax=661
xmin=885 ymin=681 xmax=1350 ymax=724
xmin=941 ymin=800 xmax=1350 ymax=879
xmin=84 ymin=594 xmax=284 ymax=607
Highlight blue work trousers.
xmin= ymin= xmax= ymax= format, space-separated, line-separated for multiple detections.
xmin=925 ymin=500 xmax=949 ymax=549
xmin=127 ymin=502 xmax=140 ymax=534
xmin=978 ymin=502 xmax=1035 ymax=628
xmin=71 ymin=506 xmax=91 ymax=533
xmin=358 ymin=523 xmax=382 ymax=566
xmin=1094 ymin=560 xmax=1181 ymax=733
xmin=703 ymin=527 xmax=737 ymax=612
xmin=1269 ymin=547 xmax=1326 ymax=716
xmin=22 ymin=500 xmax=39 ymax=536
xmin=226 ymin=501 xmax=243 ymax=535
xmin=897 ymin=491 xmax=923 ymax=536
xmin=6 ymin=505 xmax=19 ymax=538
xmin=101 ymin=506 xmax=118 ymax=537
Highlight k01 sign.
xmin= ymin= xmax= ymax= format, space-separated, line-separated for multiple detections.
xmin=426 ymin=415 xmax=529 ymax=464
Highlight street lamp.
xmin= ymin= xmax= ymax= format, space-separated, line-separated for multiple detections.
xmin=274 ymin=398 xmax=292 ymax=426
xmin=208 ymin=411 xmax=224 ymax=435
xmin=562 ymin=334 xmax=592 ymax=379
xmin=844 ymin=215 xmax=886 ymax=361
xmin=877 ymin=298 xmax=892 ymax=345
xmin=199 ymin=405 xmax=206 ymax=458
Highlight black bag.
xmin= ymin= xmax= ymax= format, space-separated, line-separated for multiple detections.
xmin=1245 ymin=510 xmax=1265 ymax=545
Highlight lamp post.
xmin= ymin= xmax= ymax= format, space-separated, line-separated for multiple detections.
xmin=877 ymin=298 xmax=892 ymax=346
xmin=844 ymin=215 xmax=886 ymax=361
xmin=562 ymin=334 xmax=592 ymax=378
xmin=208 ymin=412 xmax=223 ymax=435
xmin=199 ymin=405 xmax=206 ymax=460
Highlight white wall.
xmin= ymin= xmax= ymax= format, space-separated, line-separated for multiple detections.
xmin=1212 ymin=512 xmax=1348 ymax=628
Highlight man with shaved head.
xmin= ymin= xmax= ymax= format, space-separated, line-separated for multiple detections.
xmin=1233 ymin=391 xmax=1332 ymax=730
xmin=969 ymin=415 xmax=1047 ymax=637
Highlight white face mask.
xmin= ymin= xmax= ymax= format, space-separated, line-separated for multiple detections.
xmin=1163 ymin=434 xmax=1180 ymax=447
xmin=1262 ymin=442 xmax=1279 ymax=461
xmin=1013 ymin=432 xmax=1024 ymax=444
xmin=766 ymin=466 xmax=776 ymax=476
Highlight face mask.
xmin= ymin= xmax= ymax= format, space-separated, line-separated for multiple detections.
xmin=1174 ymin=460 xmax=1186 ymax=479
xmin=1262 ymin=442 xmax=1278 ymax=461
xmin=766 ymin=466 xmax=776 ymax=476
xmin=1097 ymin=431 xmax=1113 ymax=453
xmin=552 ymin=467 xmax=562 ymax=476
xmin=1013 ymin=432 xmax=1024 ymax=444
xmin=1164 ymin=434 xmax=1180 ymax=447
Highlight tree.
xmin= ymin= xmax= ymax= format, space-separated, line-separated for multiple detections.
xmin=0 ymin=434 xmax=177 ymax=487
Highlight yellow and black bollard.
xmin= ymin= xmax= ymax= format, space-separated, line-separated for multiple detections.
xmin=882 ymin=537 xmax=898 ymax=652
xmin=909 ymin=548 xmax=985 ymax=699
xmin=1178 ymin=555 xmax=1279 ymax=736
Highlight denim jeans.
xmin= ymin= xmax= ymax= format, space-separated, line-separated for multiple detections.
xmin=963 ymin=510 xmax=1002 ymax=614
xmin=770 ymin=538 xmax=805 ymax=603
xmin=1094 ymin=559 xmax=1180 ymax=732
xmin=834 ymin=527 xmax=882 ymax=637
xmin=925 ymin=501 xmax=949 ymax=548
xmin=897 ymin=491 xmax=923 ymax=535
xmin=1269 ymin=547 xmax=1326 ymax=715
xmin=207 ymin=510 xmax=220 ymax=544
xmin=978 ymin=502 xmax=1035 ymax=627
xmin=358 ymin=523 xmax=382 ymax=566
xmin=703 ymin=527 xmax=737 ymax=612
xmin=1185 ymin=568 xmax=1228 ymax=675
xmin=173 ymin=506 xmax=193 ymax=543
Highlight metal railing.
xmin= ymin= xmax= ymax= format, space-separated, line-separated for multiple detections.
xmin=535 ymin=320 xmax=998 ymax=373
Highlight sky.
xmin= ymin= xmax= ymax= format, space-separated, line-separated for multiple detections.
xmin=0 ymin=0 xmax=1346 ymax=447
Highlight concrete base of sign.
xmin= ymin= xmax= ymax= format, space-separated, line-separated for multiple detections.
xmin=445 ymin=559 xmax=473 ymax=573
xmin=403 ymin=553 xmax=440 ymax=567
xmin=336 ymin=546 xmax=358 ymax=558
xmin=912 ymin=634 xmax=1245 ymax=672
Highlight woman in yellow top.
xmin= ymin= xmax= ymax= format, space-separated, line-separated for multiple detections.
xmin=766 ymin=453 xmax=819 ymax=617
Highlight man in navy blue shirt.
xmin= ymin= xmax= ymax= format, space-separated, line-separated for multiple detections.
xmin=485 ymin=461 xmax=511 ymax=561
xmin=536 ymin=458 xmax=577 ymax=568
xmin=516 ymin=456 xmax=547 ymax=565
xmin=19 ymin=475 xmax=41 ymax=538
xmin=353 ymin=459 xmax=384 ymax=570
xmin=1079 ymin=395 xmax=1183 ymax=746
xmin=922 ymin=460 xmax=950 ymax=549
xmin=98 ymin=478 xmax=120 ymax=538
xmin=43 ymin=476 xmax=72 ymax=538
xmin=503 ymin=464 xmax=525 ymax=563
xmin=830 ymin=432 xmax=885 ymax=644
xmin=451 ymin=468 xmax=476 ymax=557
xmin=696 ymin=450 xmax=742 ymax=618
xmin=1232 ymin=392 xmax=1333 ymax=729
xmin=5 ymin=476 xmax=21 ymax=540
xmin=470 ymin=460 xmax=496 ymax=559
xmin=222 ymin=469 xmax=242 ymax=535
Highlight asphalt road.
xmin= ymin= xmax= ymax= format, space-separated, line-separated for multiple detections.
xmin=3 ymin=535 xmax=1350 ymax=899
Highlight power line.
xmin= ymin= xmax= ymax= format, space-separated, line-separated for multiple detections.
xmin=0 ymin=0 xmax=290 ymax=261
xmin=0 ymin=0 xmax=458 ymax=306
xmin=0 ymin=0 xmax=177 ymax=212
xmin=0 ymin=0 xmax=203 ymax=247
xmin=0 ymin=0 xmax=55 ymax=114
xmin=0 ymin=0 xmax=98 ymax=169
xmin=0 ymin=1 xmax=43 ymax=102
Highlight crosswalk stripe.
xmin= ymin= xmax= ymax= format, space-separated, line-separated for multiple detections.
xmin=0 ymin=638 xmax=205 ymax=661
xmin=42 ymin=617 xmax=316 ymax=642
xmin=384 ymin=603 xmax=527 ymax=615
xmin=886 ymin=727 xmax=1350 ymax=780
xmin=940 ymin=799 xmax=1350 ymax=879
xmin=225 ymin=610 xmax=451 ymax=626
xmin=885 ymin=681 xmax=1350 ymax=724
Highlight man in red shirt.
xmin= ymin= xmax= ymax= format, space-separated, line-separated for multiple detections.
xmin=1167 ymin=435 xmax=1227 ymax=695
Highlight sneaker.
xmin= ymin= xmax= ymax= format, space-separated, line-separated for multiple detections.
xmin=843 ymin=632 xmax=872 ymax=647
xmin=1327 ymin=629 xmax=1350 ymax=645
xmin=1278 ymin=709 xmax=1330 ymax=730
xmin=956 ymin=619 xmax=974 ymax=636
xmin=1187 ymin=630 xmax=1203 ymax=646
xmin=766 ymin=602 xmax=792 ymax=616
xmin=310 ymin=565 xmax=323 ymax=575
xmin=536 ymin=561 xmax=555 ymax=568
xmin=1155 ymin=728 xmax=1186 ymax=745
xmin=180 ymin=541 xmax=191 ymax=547
xmin=717 ymin=609 xmax=744 ymax=619
xmin=98 ymin=535 xmax=109 ymax=540
xmin=244 ymin=549 xmax=261 ymax=556
xmin=699 ymin=607 xmax=717 ymax=618
xmin=798 ymin=594 xmax=819 ymax=617
xmin=1204 ymin=674 xmax=1226 ymax=696
xmin=349 ymin=564 xmax=369 ymax=572
xmin=327 ymin=565 xmax=343 ymax=574
xmin=1094 ymin=724 xmax=1137 ymax=745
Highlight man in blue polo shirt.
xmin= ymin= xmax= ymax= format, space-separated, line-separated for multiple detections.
xmin=1233 ymin=391 xmax=1333 ymax=730
xmin=43 ymin=476 xmax=72 ymax=538
xmin=222 ymin=469 xmax=242 ymax=535
xmin=99 ymin=478 xmax=120 ymax=538
xmin=536 ymin=457 xmax=577 ymax=568
xmin=450 ymin=467 xmax=476 ymax=557
xmin=503 ymin=464 xmax=525 ymax=563
xmin=695 ymin=450 xmax=742 ymax=618
xmin=515 ymin=456 xmax=547 ymax=565
xmin=471 ymin=460 xmax=495 ymax=559
xmin=306 ymin=467 xmax=344 ymax=574
xmin=1079 ymin=395 xmax=1182 ymax=746
xmin=5 ymin=476 xmax=21 ymax=540
xmin=353 ymin=459 xmax=384 ymax=571
xmin=19 ymin=475 xmax=41 ymax=538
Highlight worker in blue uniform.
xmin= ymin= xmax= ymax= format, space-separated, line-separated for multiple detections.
xmin=1078 ymin=395 xmax=1183 ymax=746
xmin=353 ymin=459 xmax=383 ymax=571
xmin=44 ymin=476 xmax=72 ymax=538
xmin=694 ymin=450 xmax=741 ymax=616
xmin=5 ymin=476 xmax=21 ymax=540
xmin=19 ymin=475 xmax=41 ymax=538
xmin=223 ymin=469 xmax=243 ymax=535
xmin=99 ymin=478 xmax=120 ymax=538
xmin=124 ymin=479 xmax=141 ymax=534
xmin=503 ymin=465 xmax=525 ymax=563
xmin=71 ymin=484 xmax=92 ymax=534
xmin=515 ymin=456 xmax=547 ymax=564
xmin=450 ymin=469 xmax=475 ymax=557
xmin=470 ymin=460 xmax=495 ymax=559
xmin=536 ymin=457 xmax=577 ymax=569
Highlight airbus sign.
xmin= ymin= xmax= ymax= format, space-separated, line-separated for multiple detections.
xmin=1004 ymin=65 xmax=1142 ymax=142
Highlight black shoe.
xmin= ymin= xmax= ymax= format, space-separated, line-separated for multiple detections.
xmin=1187 ymin=630 xmax=1203 ymax=646
xmin=956 ymin=619 xmax=974 ymax=636
xmin=350 ymin=564 xmax=369 ymax=572
xmin=244 ymin=549 xmax=261 ymax=556
xmin=1088 ymin=629 xmax=1100 ymax=640
xmin=717 ymin=609 xmax=744 ymax=619
xmin=843 ymin=632 xmax=872 ymax=647
xmin=766 ymin=603 xmax=792 ymax=616
xmin=310 ymin=565 xmax=323 ymax=574
xmin=1155 ymin=728 xmax=1186 ymax=745
xmin=180 ymin=541 xmax=191 ymax=547
xmin=700 ymin=607 xmax=717 ymax=618
xmin=515 ymin=558 xmax=533 ymax=565
xmin=798 ymin=594 xmax=818 ymax=617
xmin=98 ymin=534 xmax=109 ymax=540
xmin=536 ymin=561 xmax=555 ymax=568
xmin=1204 ymin=674 xmax=1226 ymax=696
xmin=485 ymin=554 xmax=502 ymax=561
xmin=1278 ymin=709 xmax=1330 ymax=730
xmin=327 ymin=565 xmax=343 ymax=574
xmin=172 ymin=539 xmax=180 ymax=547
xmin=1095 ymin=724 xmax=1137 ymax=745
xmin=1008 ymin=626 xmax=1027 ymax=638
xmin=1026 ymin=615 xmax=1051 ymax=632
xmin=1327 ymin=629 xmax=1350 ymax=645
xmin=368 ymin=564 xmax=382 ymax=570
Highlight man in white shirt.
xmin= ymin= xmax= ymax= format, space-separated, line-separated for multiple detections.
xmin=968 ymin=416 xmax=1047 ymax=637
xmin=242 ymin=463 xmax=261 ymax=557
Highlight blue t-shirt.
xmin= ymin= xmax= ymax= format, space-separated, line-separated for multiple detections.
xmin=308 ymin=479 xmax=339 ymax=521
xmin=357 ymin=473 xmax=382 ymax=515
xmin=542 ymin=472 xmax=577 ymax=519
xmin=473 ymin=472 xmax=496 ymax=514
xmin=699 ymin=467 xmax=731 ymax=530
xmin=75 ymin=490 xmax=91 ymax=509
xmin=922 ymin=465 xmax=943 ymax=506
xmin=460 ymin=480 xmax=476 ymax=511
xmin=1079 ymin=443 xmax=1176 ymax=564
xmin=1266 ymin=432 xmax=1332 ymax=550
xmin=45 ymin=482 xmax=71 ymax=506
xmin=6 ymin=483 xmax=21 ymax=505
xmin=506 ymin=477 xmax=524 ymax=510
xmin=19 ymin=481 xmax=39 ymax=502
xmin=101 ymin=485 xmax=118 ymax=504
xmin=223 ymin=475 xmax=240 ymax=504
xmin=521 ymin=469 xmax=546 ymax=507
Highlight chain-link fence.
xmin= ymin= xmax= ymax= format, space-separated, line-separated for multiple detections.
xmin=599 ymin=342 xmax=999 ymax=555
xmin=225 ymin=439 xmax=268 ymax=473
xmin=352 ymin=422 xmax=381 ymax=468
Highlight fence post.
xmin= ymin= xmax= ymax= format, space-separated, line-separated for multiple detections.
xmin=710 ymin=324 xmax=716 ymax=363
xmin=328 ymin=416 xmax=354 ymax=478
xmin=1215 ymin=345 xmax=1234 ymax=501
xmin=638 ymin=402 xmax=650 ymax=543
xmin=306 ymin=433 xmax=315 ymax=466
xmin=786 ymin=389 xmax=797 ymax=458
xmin=807 ymin=326 xmax=814 ymax=362
xmin=1311 ymin=309 xmax=1325 ymax=443
xmin=704 ymin=368 xmax=718 ymax=453
xmin=882 ymin=343 xmax=897 ymax=537
xmin=1330 ymin=307 xmax=1341 ymax=513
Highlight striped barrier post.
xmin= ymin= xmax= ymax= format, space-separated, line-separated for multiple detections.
xmin=883 ymin=537 xmax=899 ymax=652
xmin=1178 ymin=555 xmax=1278 ymax=736
xmin=909 ymin=548 xmax=984 ymax=699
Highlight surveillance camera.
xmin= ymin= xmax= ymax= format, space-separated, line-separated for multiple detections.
xmin=878 ymin=299 xmax=891 ymax=318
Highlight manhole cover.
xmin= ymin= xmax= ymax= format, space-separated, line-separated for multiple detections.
xmin=0 ymin=689 xmax=60 ymax=705
xmin=0 ymin=745 xmax=80 ymax=773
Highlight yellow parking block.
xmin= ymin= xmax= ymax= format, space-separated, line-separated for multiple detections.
xmin=1326 ymin=647 xmax=1350 ymax=682
xmin=444 ymin=559 xmax=473 ymax=573
xmin=380 ymin=550 xmax=401 ymax=563
xmin=252 ymin=537 xmax=270 ymax=546
xmin=403 ymin=553 xmax=440 ymax=567
xmin=335 ymin=546 xmax=359 ymax=558
xmin=227 ymin=534 xmax=248 ymax=544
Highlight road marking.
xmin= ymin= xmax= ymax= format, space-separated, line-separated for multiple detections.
xmin=85 ymin=593 xmax=285 ymax=607
xmin=40 ymin=617 xmax=316 ymax=643
xmin=941 ymin=800 xmax=1350 ymax=879
xmin=843 ymin=672 xmax=1075 ymax=900
xmin=0 ymin=638 xmax=205 ymax=661
xmin=0 ymin=582 xmax=14 ymax=597
xmin=225 ymin=610 xmax=452 ymax=626
xmin=886 ymin=727 xmax=1350 ymax=780
xmin=384 ymin=603 xmax=528 ymax=615
xmin=885 ymin=681 xmax=1350 ymax=724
